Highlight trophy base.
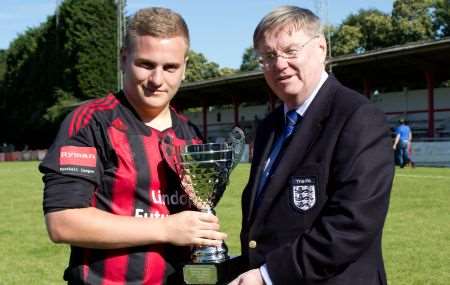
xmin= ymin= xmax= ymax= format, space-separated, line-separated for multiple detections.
xmin=182 ymin=256 xmax=243 ymax=285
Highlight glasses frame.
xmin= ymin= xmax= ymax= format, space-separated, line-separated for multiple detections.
xmin=258 ymin=35 xmax=320 ymax=68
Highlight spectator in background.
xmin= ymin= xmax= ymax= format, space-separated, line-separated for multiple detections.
xmin=393 ymin=118 xmax=413 ymax=168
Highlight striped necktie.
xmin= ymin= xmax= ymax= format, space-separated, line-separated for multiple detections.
xmin=255 ymin=110 xmax=301 ymax=202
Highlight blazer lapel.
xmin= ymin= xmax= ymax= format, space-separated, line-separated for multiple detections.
xmin=247 ymin=108 xmax=283 ymax=221
xmin=250 ymin=76 xmax=336 ymax=225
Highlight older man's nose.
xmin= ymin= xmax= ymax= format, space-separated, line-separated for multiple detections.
xmin=272 ymin=55 xmax=290 ymax=70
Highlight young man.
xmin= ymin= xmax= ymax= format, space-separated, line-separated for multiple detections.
xmin=40 ymin=7 xmax=226 ymax=284
xmin=231 ymin=6 xmax=394 ymax=285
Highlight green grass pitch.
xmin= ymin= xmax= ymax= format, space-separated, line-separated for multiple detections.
xmin=0 ymin=162 xmax=449 ymax=284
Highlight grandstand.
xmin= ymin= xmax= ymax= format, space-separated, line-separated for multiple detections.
xmin=1 ymin=38 xmax=449 ymax=166
xmin=174 ymin=37 xmax=450 ymax=166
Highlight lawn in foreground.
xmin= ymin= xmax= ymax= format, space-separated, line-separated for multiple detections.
xmin=0 ymin=162 xmax=448 ymax=284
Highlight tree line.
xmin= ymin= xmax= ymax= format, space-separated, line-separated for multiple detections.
xmin=0 ymin=0 xmax=232 ymax=149
xmin=0 ymin=0 xmax=448 ymax=149
xmin=240 ymin=0 xmax=449 ymax=71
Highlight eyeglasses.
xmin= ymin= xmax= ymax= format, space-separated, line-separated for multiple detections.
xmin=258 ymin=35 xmax=319 ymax=68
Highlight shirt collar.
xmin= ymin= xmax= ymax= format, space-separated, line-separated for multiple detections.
xmin=284 ymin=71 xmax=328 ymax=118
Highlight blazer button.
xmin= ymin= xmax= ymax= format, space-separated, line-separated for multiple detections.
xmin=249 ymin=240 xmax=257 ymax=249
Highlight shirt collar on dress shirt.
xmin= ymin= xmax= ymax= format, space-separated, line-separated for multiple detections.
xmin=283 ymin=70 xmax=329 ymax=119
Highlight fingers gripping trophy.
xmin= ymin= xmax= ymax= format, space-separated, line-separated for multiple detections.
xmin=176 ymin=127 xmax=245 ymax=285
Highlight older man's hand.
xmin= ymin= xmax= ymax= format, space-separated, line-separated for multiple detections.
xmin=228 ymin=269 xmax=264 ymax=285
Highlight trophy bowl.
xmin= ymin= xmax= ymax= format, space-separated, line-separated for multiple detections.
xmin=179 ymin=144 xmax=233 ymax=213
xmin=176 ymin=127 xmax=245 ymax=284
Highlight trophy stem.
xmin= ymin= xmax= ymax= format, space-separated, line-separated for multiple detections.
xmin=192 ymin=208 xmax=229 ymax=263
xmin=200 ymin=208 xmax=215 ymax=215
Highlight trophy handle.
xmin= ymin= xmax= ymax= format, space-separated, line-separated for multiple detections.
xmin=228 ymin=126 xmax=245 ymax=170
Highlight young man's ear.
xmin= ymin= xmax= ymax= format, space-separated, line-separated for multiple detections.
xmin=182 ymin=56 xmax=189 ymax=80
xmin=120 ymin=47 xmax=128 ymax=72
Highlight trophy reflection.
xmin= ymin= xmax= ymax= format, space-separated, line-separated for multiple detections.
xmin=176 ymin=127 xmax=244 ymax=285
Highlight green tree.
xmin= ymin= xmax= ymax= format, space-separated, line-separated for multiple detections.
xmin=0 ymin=49 xmax=6 ymax=82
xmin=239 ymin=47 xmax=260 ymax=72
xmin=331 ymin=25 xmax=363 ymax=56
xmin=57 ymin=0 xmax=118 ymax=100
xmin=1 ymin=25 xmax=47 ymax=146
xmin=391 ymin=0 xmax=435 ymax=44
xmin=432 ymin=0 xmax=450 ymax=38
xmin=219 ymin=67 xmax=237 ymax=77
xmin=346 ymin=9 xmax=394 ymax=50
xmin=332 ymin=9 xmax=393 ymax=56
xmin=1 ymin=0 xmax=119 ymax=147
xmin=0 ymin=49 xmax=6 ymax=142
xmin=185 ymin=50 xmax=221 ymax=82
xmin=0 ymin=49 xmax=6 ymax=109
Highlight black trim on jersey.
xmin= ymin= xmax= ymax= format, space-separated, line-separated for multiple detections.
xmin=85 ymin=249 xmax=105 ymax=284
xmin=125 ymin=132 xmax=150 ymax=283
xmin=116 ymin=91 xmax=152 ymax=136
xmin=171 ymin=109 xmax=204 ymax=142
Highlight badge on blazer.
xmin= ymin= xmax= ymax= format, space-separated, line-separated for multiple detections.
xmin=290 ymin=176 xmax=317 ymax=211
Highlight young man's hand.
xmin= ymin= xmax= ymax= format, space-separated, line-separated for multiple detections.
xmin=163 ymin=211 xmax=227 ymax=247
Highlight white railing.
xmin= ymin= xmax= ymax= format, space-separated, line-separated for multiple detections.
xmin=410 ymin=140 xmax=450 ymax=167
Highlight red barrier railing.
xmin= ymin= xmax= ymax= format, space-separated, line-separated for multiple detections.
xmin=0 ymin=150 xmax=47 ymax=162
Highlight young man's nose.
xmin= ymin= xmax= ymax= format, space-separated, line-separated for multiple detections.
xmin=148 ymin=68 xmax=163 ymax=86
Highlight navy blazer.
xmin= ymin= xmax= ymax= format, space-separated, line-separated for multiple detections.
xmin=240 ymin=75 xmax=394 ymax=284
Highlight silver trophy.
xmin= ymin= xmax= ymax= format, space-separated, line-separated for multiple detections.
xmin=176 ymin=127 xmax=245 ymax=284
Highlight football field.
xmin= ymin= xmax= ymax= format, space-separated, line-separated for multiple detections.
xmin=0 ymin=162 xmax=449 ymax=284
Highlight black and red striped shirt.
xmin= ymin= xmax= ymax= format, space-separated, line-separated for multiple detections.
xmin=40 ymin=91 xmax=202 ymax=284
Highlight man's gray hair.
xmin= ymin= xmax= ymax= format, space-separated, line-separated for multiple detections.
xmin=253 ymin=6 xmax=323 ymax=49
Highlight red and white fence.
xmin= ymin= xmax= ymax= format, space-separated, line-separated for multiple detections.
xmin=0 ymin=150 xmax=47 ymax=162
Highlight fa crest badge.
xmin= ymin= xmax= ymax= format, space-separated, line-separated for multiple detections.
xmin=290 ymin=176 xmax=317 ymax=211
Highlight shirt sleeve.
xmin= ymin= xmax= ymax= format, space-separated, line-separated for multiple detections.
xmin=260 ymin=264 xmax=273 ymax=285
xmin=39 ymin=110 xmax=104 ymax=214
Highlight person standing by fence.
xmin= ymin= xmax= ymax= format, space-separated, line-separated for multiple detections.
xmin=393 ymin=118 xmax=413 ymax=168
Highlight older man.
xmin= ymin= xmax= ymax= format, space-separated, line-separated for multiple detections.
xmin=231 ymin=6 xmax=394 ymax=285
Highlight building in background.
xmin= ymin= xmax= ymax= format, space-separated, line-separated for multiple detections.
xmin=174 ymin=38 xmax=450 ymax=166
